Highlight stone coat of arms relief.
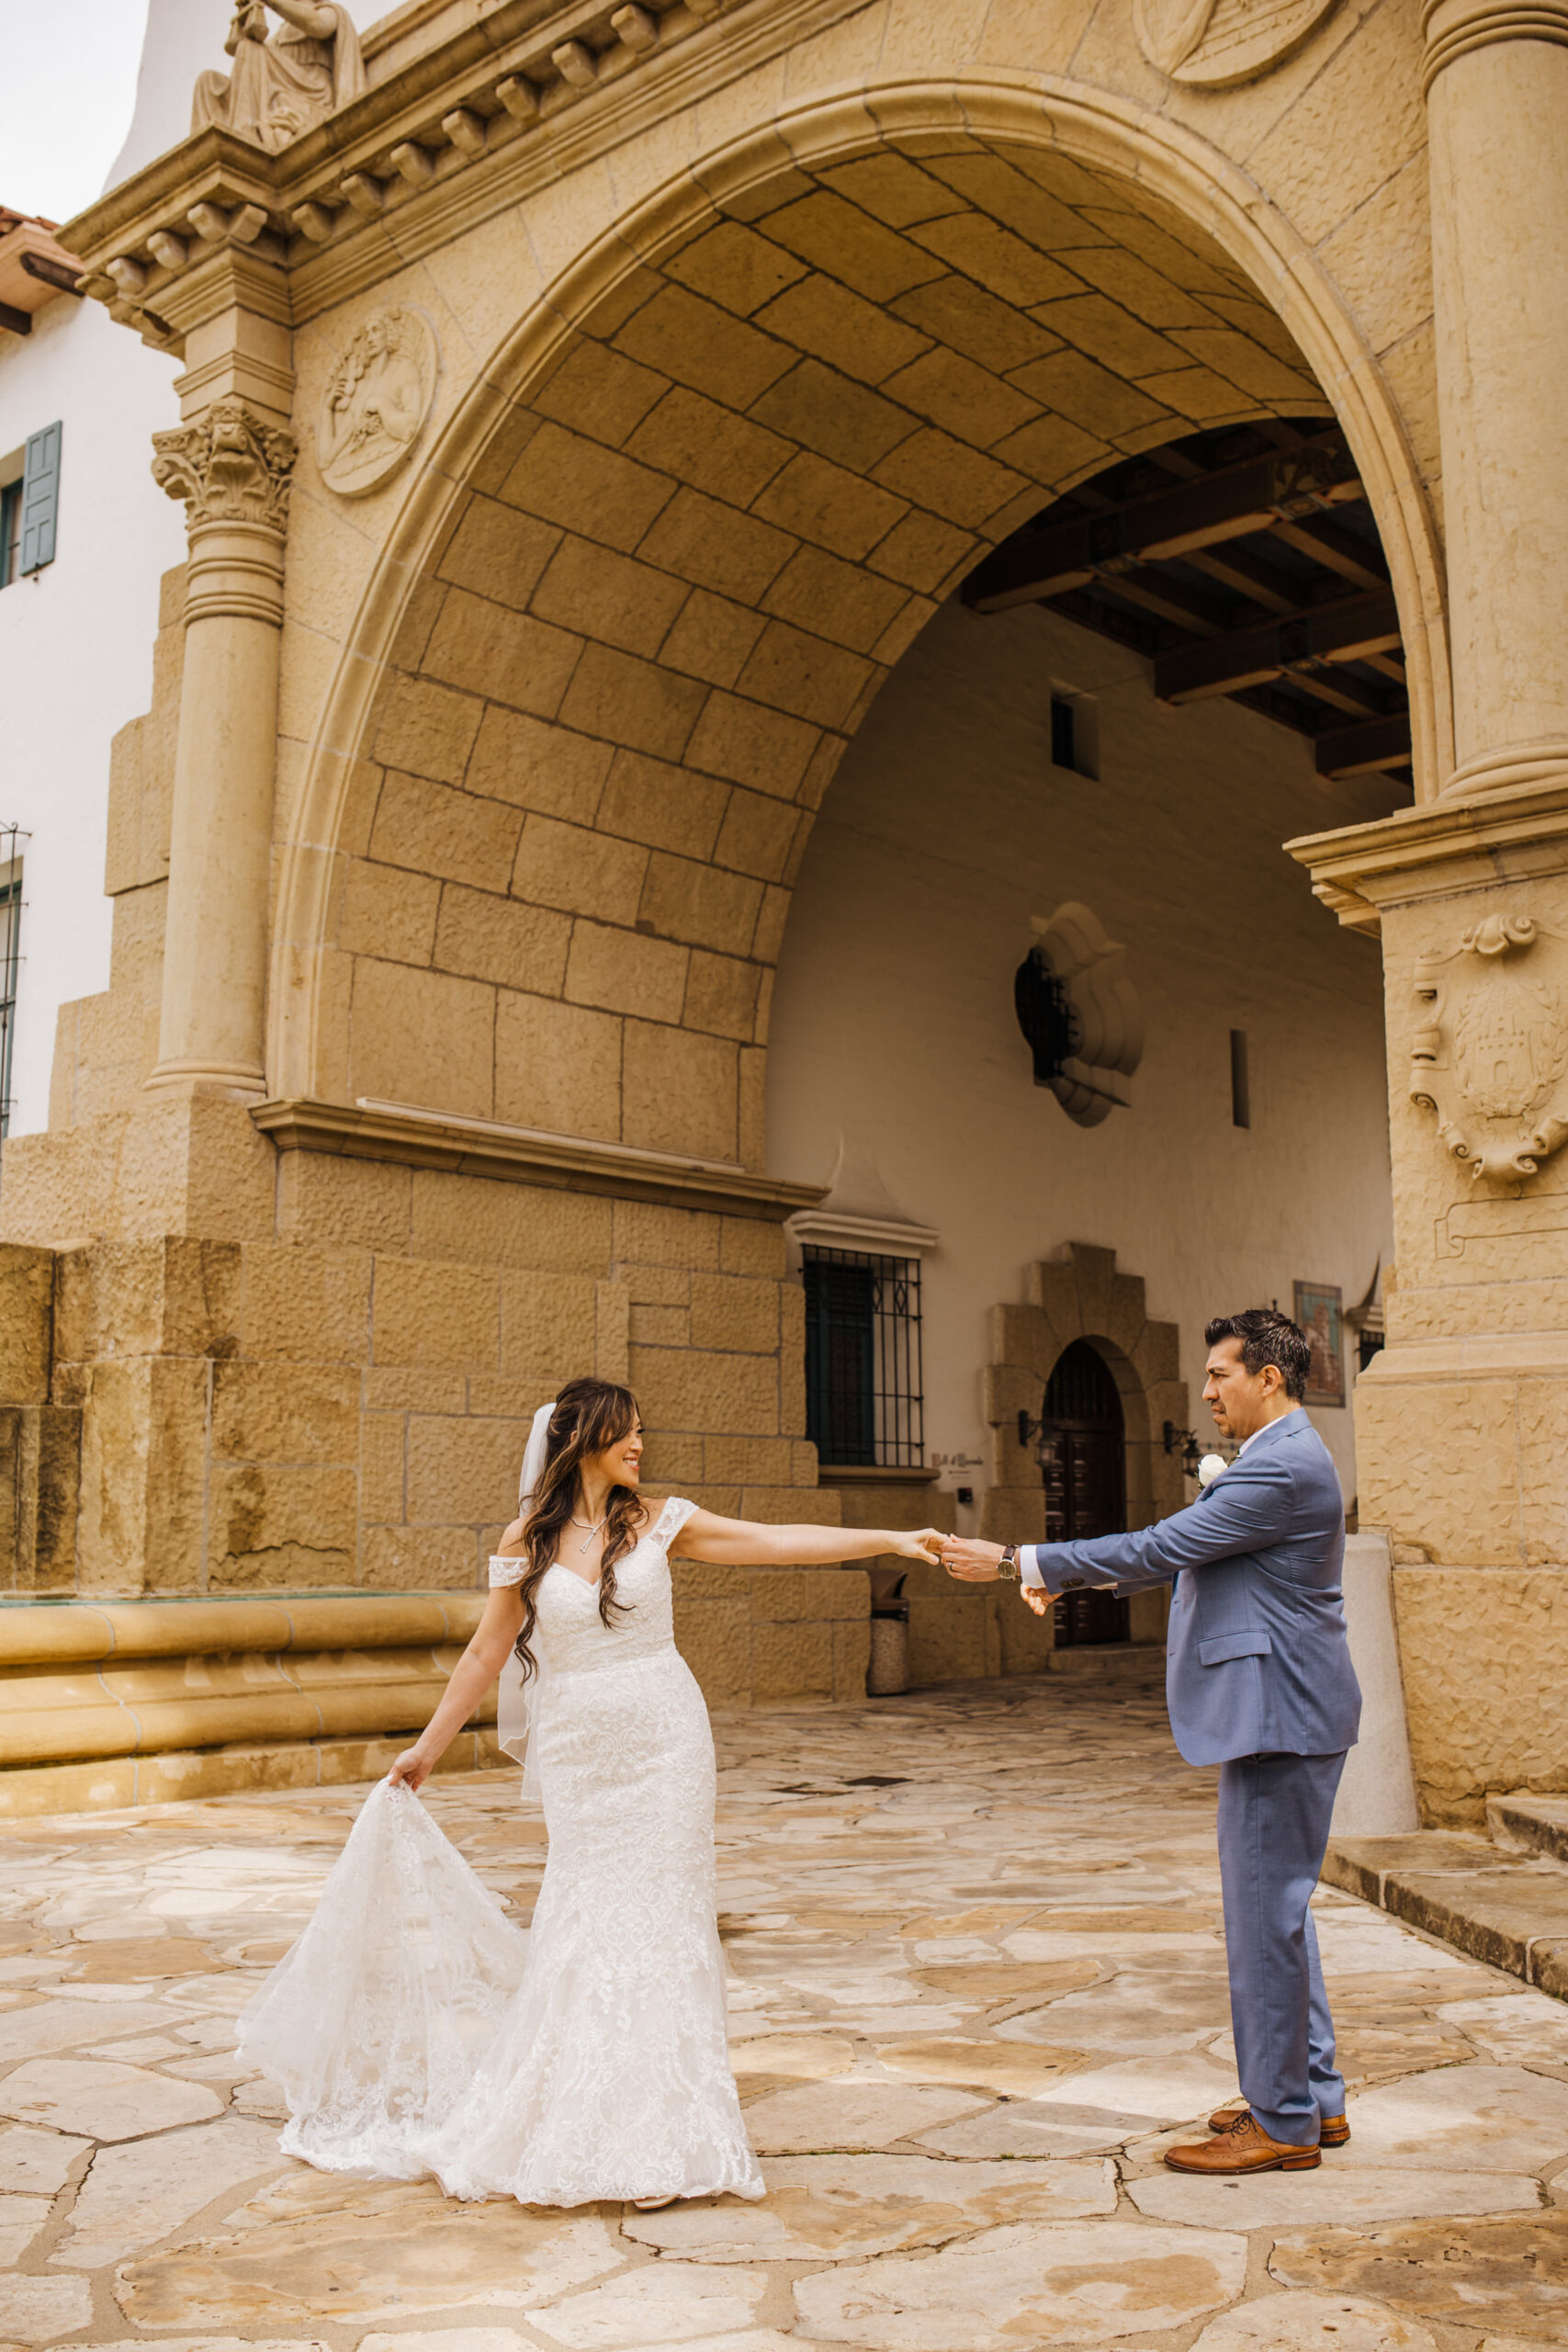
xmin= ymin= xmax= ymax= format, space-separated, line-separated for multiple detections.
xmin=1411 ymin=913 xmax=1568 ymax=1184
xmin=1134 ymin=0 xmax=1341 ymax=85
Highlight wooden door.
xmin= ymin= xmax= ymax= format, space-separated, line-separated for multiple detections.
xmin=1039 ymin=1340 xmax=1129 ymax=1647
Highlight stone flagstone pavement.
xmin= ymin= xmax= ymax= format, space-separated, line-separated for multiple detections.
xmin=2 ymin=1675 xmax=1566 ymax=2351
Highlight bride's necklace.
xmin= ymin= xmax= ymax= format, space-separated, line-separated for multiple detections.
xmin=570 ymin=1510 xmax=607 ymax=1555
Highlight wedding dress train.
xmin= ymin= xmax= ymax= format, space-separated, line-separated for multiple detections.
xmin=239 ymin=1497 xmax=764 ymax=2206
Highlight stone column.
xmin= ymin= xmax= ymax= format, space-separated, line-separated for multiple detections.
xmin=1424 ymin=0 xmax=1568 ymax=795
xmin=146 ymin=400 xmax=296 ymax=1095
xmin=1289 ymin=2 xmax=1568 ymax=1823
xmin=1292 ymin=791 xmax=1568 ymax=1827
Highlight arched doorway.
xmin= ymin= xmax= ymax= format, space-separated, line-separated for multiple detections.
xmin=1040 ymin=1339 xmax=1129 ymax=1649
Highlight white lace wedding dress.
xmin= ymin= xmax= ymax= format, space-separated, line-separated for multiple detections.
xmin=238 ymin=1496 xmax=764 ymax=2206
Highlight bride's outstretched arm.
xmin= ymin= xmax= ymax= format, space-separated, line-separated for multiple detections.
xmin=389 ymin=1585 xmax=525 ymax=1793
xmin=671 ymin=1510 xmax=942 ymax=1568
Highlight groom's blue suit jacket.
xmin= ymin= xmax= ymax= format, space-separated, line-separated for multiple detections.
xmin=1023 ymin=1408 xmax=1361 ymax=1766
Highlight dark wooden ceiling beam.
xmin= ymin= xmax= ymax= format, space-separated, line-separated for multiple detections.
xmin=1184 ymin=540 xmax=1301 ymax=614
xmin=963 ymin=436 xmax=1363 ymax=614
xmin=1267 ymin=512 xmax=1387 ymax=588
xmin=0 ymin=300 xmax=32 ymax=337
xmin=1287 ymin=667 xmax=1390 ymax=718
xmin=1314 ymin=713 xmax=1414 ymax=778
xmin=1099 ymin=571 xmax=1231 ymax=636
xmin=1154 ymin=587 xmax=1401 ymax=705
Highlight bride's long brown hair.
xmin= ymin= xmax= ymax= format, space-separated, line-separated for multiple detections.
xmin=510 ymin=1378 xmax=647 ymax=1683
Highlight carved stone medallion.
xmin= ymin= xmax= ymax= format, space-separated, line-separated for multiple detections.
xmin=1134 ymin=0 xmax=1341 ymax=86
xmin=317 ymin=307 xmax=439 ymax=498
xmin=1411 ymin=912 xmax=1568 ymax=1184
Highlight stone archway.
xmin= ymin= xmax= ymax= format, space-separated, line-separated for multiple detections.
xmin=266 ymin=78 xmax=1450 ymax=1151
xmin=983 ymin=1240 xmax=1189 ymax=1651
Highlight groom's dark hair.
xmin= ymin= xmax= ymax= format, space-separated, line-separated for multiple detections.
xmin=1205 ymin=1307 xmax=1311 ymax=1402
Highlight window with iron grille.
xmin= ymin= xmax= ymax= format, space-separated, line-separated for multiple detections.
xmin=802 ymin=1247 xmax=924 ymax=1468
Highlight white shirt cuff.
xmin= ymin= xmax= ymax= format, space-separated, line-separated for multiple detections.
xmin=1019 ymin=1548 xmax=1044 ymax=1589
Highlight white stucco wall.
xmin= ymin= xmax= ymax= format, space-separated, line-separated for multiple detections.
xmin=0 ymin=299 xmax=185 ymax=1139
xmin=0 ymin=0 xmax=225 ymax=1142
xmin=766 ymin=596 xmax=1398 ymax=1514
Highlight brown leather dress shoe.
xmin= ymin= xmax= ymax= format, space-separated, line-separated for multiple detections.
xmin=1208 ymin=2101 xmax=1348 ymax=2146
xmin=1166 ymin=2109 xmax=1321 ymax=2172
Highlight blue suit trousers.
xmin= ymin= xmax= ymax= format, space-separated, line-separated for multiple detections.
xmin=1216 ymin=1747 xmax=1348 ymax=2145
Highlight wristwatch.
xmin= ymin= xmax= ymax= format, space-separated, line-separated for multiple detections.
xmin=997 ymin=1544 xmax=1021 ymax=1581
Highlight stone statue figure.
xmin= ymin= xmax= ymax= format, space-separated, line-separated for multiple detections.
xmin=192 ymin=1 xmax=366 ymax=152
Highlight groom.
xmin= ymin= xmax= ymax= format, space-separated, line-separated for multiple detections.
xmin=940 ymin=1307 xmax=1361 ymax=2175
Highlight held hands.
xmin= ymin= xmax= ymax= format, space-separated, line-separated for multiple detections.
xmin=887 ymin=1527 xmax=947 ymax=1564
xmin=940 ymin=1536 xmax=1004 ymax=1580
xmin=939 ymin=1536 xmax=1054 ymax=1619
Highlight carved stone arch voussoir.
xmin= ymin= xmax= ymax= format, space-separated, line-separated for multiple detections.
xmin=981 ymin=1242 xmax=1190 ymax=1550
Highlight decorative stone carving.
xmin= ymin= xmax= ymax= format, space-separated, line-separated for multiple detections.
xmin=1018 ymin=902 xmax=1144 ymax=1130
xmin=191 ymin=2 xmax=366 ymax=153
xmin=1134 ymin=0 xmax=1340 ymax=85
xmin=316 ymin=309 xmax=439 ymax=497
xmin=152 ymin=399 xmax=297 ymax=533
xmin=1411 ymin=911 xmax=1568 ymax=1182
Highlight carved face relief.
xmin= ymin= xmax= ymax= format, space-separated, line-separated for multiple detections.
xmin=1134 ymin=0 xmax=1340 ymax=85
xmin=1410 ymin=912 xmax=1568 ymax=1185
xmin=316 ymin=308 xmax=439 ymax=498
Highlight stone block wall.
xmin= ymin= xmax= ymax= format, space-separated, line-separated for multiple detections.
xmin=3 ymin=1188 xmax=827 ymax=1595
xmin=0 ymin=1169 xmax=864 ymax=1720
xmin=674 ymin=1560 xmax=869 ymax=1709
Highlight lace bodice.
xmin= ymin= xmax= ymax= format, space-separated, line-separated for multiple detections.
xmin=489 ymin=1496 xmax=695 ymax=1676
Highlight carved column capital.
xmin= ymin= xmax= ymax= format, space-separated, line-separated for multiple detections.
xmin=1422 ymin=0 xmax=1568 ymax=94
xmin=152 ymin=396 xmax=296 ymax=534
xmin=152 ymin=397 xmax=295 ymax=628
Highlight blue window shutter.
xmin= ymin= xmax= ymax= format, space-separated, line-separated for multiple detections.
xmin=19 ymin=421 xmax=62 ymax=574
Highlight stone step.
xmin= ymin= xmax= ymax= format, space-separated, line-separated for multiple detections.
xmin=1324 ymin=1824 xmax=1568 ymax=1998
xmin=1045 ymin=1641 xmax=1165 ymax=1682
xmin=1488 ymin=1789 xmax=1568 ymax=1863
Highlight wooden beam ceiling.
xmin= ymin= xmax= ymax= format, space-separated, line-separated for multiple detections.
xmin=1154 ymin=587 xmax=1402 ymax=704
xmin=962 ymin=435 xmax=1362 ymax=614
xmin=961 ymin=418 xmax=1413 ymax=791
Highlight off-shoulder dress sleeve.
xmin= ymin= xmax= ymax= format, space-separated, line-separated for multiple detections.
xmin=488 ymin=1556 xmax=526 ymax=1587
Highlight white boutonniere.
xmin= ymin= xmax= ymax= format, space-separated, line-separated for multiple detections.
xmin=1197 ymin=1453 xmax=1228 ymax=1488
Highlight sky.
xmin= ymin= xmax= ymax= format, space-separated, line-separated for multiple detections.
xmin=2 ymin=2 xmax=151 ymax=223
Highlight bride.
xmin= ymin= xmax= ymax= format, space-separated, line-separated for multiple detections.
xmin=239 ymin=1375 xmax=942 ymax=2211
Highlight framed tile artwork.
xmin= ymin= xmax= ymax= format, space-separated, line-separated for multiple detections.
xmin=1293 ymin=1281 xmax=1346 ymax=1407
